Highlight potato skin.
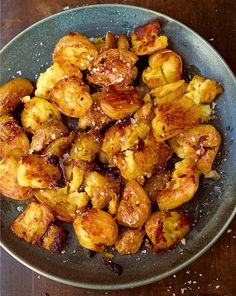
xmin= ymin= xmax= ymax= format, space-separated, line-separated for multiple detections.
xmin=0 ymin=78 xmax=34 ymax=115
xmin=11 ymin=202 xmax=54 ymax=244
xmin=17 ymin=155 xmax=63 ymax=189
xmin=156 ymin=159 xmax=200 ymax=210
xmin=44 ymin=132 xmax=75 ymax=157
xmin=117 ymin=180 xmax=151 ymax=228
xmin=131 ymin=21 xmax=168 ymax=56
xmin=0 ymin=157 xmax=33 ymax=200
xmin=100 ymin=85 xmax=143 ymax=120
xmin=0 ymin=115 xmax=30 ymax=158
xmin=41 ymin=223 xmax=66 ymax=253
xmin=21 ymin=96 xmax=62 ymax=134
xmin=50 ymin=77 xmax=93 ymax=118
xmin=145 ymin=211 xmax=191 ymax=252
xmin=73 ymin=208 xmax=118 ymax=252
xmin=115 ymin=228 xmax=145 ymax=255
xmin=169 ymin=124 xmax=221 ymax=174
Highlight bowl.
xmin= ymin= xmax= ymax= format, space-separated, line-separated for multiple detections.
xmin=0 ymin=4 xmax=236 ymax=290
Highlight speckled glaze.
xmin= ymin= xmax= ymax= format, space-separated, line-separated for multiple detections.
xmin=0 ymin=4 xmax=236 ymax=290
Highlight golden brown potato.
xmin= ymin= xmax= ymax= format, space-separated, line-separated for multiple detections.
xmin=41 ymin=223 xmax=66 ymax=253
xmin=115 ymin=228 xmax=145 ymax=255
xmin=17 ymin=155 xmax=63 ymax=189
xmin=50 ymin=77 xmax=93 ymax=118
xmin=0 ymin=78 xmax=34 ymax=115
xmin=117 ymin=34 xmax=130 ymax=50
xmin=53 ymin=32 xmax=98 ymax=71
xmin=0 ymin=115 xmax=29 ymax=158
xmin=100 ymin=85 xmax=143 ymax=120
xmin=84 ymin=171 xmax=120 ymax=210
xmin=73 ymin=208 xmax=118 ymax=252
xmin=169 ymin=124 xmax=221 ymax=174
xmin=35 ymin=63 xmax=83 ymax=99
xmin=145 ymin=211 xmax=191 ymax=252
xmin=70 ymin=131 xmax=102 ymax=162
xmin=117 ymin=180 xmax=151 ymax=228
xmin=34 ymin=187 xmax=90 ymax=222
xmin=152 ymin=95 xmax=203 ymax=142
xmin=113 ymin=134 xmax=172 ymax=182
xmin=30 ymin=119 xmax=68 ymax=152
xmin=99 ymin=32 xmax=116 ymax=52
xmin=133 ymin=102 xmax=155 ymax=124
xmin=21 ymin=96 xmax=62 ymax=134
xmin=11 ymin=202 xmax=54 ymax=244
xmin=144 ymin=170 xmax=171 ymax=203
xmin=0 ymin=157 xmax=33 ymax=200
xmin=87 ymin=49 xmax=138 ymax=87
xmin=102 ymin=119 xmax=150 ymax=161
xmin=142 ymin=49 xmax=182 ymax=88
xmin=78 ymin=92 xmax=111 ymax=130
xmin=131 ymin=21 xmax=168 ymax=56
xmin=156 ymin=159 xmax=200 ymax=210
xmin=185 ymin=75 xmax=223 ymax=104
xmin=43 ymin=132 xmax=76 ymax=157
xmin=150 ymin=80 xmax=187 ymax=105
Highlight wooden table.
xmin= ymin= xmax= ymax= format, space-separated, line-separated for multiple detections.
xmin=1 ymin=1 xmax=236 ymax=295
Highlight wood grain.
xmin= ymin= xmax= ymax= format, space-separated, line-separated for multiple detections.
xmin=1 ymin=1 xmax=236 ymax=295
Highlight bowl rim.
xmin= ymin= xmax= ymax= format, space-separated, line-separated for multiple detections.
xmin=1 ymin=3 xmax=236 ymax=290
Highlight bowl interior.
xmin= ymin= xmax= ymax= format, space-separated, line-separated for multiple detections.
xmin=1 ymin=4 xmax=236 ymax=290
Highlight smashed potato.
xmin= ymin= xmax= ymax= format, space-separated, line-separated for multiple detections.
xmin=41 ymin=223 xmax=66 ymax=253
xmin=50 ymin=77 xmax=93 ymax=118
xmin=0 ymin=115 xmax=30 ymax=158
xmin=169 ymin=124 xmax=221 ymax=174
xmin=117 ymin=34 xmax=130 ymax=50
xmin=117 ymin=180 xmax=151 ymax=228
xmin=73 ymin=208 xmax=118 ymax=252
xmin=131 ymin=21 xmax=168 ymax=56
xmin=156 ymin=159 xmax=200 ymax=210
xmin=53 ymin=32 xmax=98 ymax=71
xmin=11 ymin=202 xmax=54 ymax=244
xmin=43 ymin=132 xmax=75 ymax=157
xmin=17 ymin=155 xmax=63 ymax=189
xmin=0 ymin=78 xmax=34 ymax=115
xmin=21 ymin=96 xmax=62 ymax=133
xmin=145 ymin=211 xmax=191 ymax=252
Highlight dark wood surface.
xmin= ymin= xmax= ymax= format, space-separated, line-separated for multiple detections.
xmin=1 ymin=1 xmax=236 ymax=295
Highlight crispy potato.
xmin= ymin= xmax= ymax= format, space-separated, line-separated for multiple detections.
xmin=144 ymin=171 xmax=171 ymax=203
xmin=185 ymin=75 xmax=223 ymax=104
xmin=99 ymin=32 xmax=116 ymax=52
xmin=133 ymin=102 xmax=155 ymax=124
xmin=145 ymin=211 xmax=191 ymax=252
xmin=11 ymin=202 xmax=54 ymax=244
xmin=117 ymin=34 xmax=130 ymax=50
xmin=78 ymin=92 xmax=111 ymax=130
xmin=34 ymin=187 xmax=90 ymax=222
xmin=43 ymin=132 xmax=76 ymax=157
xmin=102 ymin=119 xmax=150 ymax=161
xmin=152 ymin=95 xmax=203 ymax=141
xmin=0 ymin=78 xmax=34 ymax=115
xmin=113 ymin=134 xmax=172 ymax=182
xmin=169 ymin=124 xmax=221 ymax=174
xmin=53 ymin=32 xmax=98 ymax=71
xmin=115 ymin=228 xmax=145 ymax=255
xmin=21 ymin=96 xmax=62 ymax=134
xmin=150 ymin=80 xmax=187 ymax=105
xmin=84 ymin=171 xmax=120 ymax=209
xmin=70 ymin=131 xmax=102 ymax=162
xmin=131 ymin=21 xmax=168 ymax=56
xmin=17 ymin=155 xmax=63 ymax=189
xmin=35 ymin=63 xmax=83 ymax=99
xmin=87 ymin=49 xmax=138 ymax=87
xmin=100 ymin=85 xmax=143 ymax=120
xmin=0 ymin=115 xmax=29 ymax=158
xmin=0 ymin=157 xmax=33 ymax=200
xmin=108 ymin=193 xmax=119 ymax=216
xmin=50 ymin=77 xmax=93 ymax=118
xmin=41 ymin=223 xmax=66 ymax=253
xmin=117 ymin=180 xmax=151 ymax=228
xmin=73 ymin=208 xmax=118 ymax=252
xmin=30 ymin=119 xmax=68 ymax=152
xmin=143 ymin=49 xmax=182 ymax=88
xmin=156 ymin=159 xmax=200 ymax=210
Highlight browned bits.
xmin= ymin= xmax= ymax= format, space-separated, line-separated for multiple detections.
xmin=41 ymin=223 xmax=66 ymax=253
